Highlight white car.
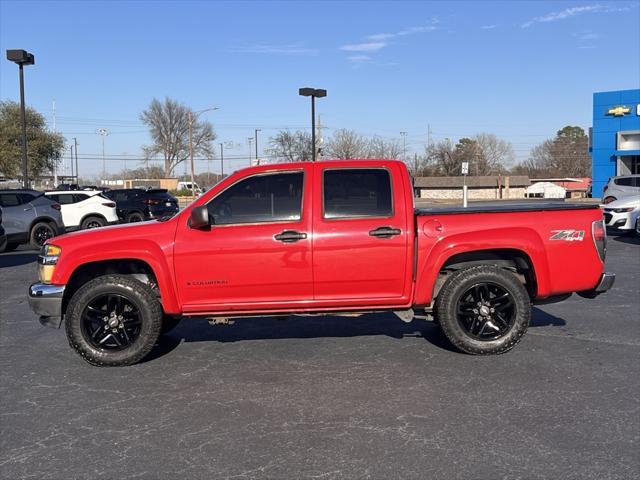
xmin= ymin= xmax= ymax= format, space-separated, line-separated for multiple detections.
xmin=177 ymin=181 xmax=203 ymax=195
xmin=44 ymin=190 xmax=119 ymax=231
xmin=601 ymin=195 xmax=640 ymax=235
xmin=602 ymin=175 xmax=640 ymax=204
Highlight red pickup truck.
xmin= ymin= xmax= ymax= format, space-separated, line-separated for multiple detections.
xmin=28 ymin=160 xmax=614 ymax=366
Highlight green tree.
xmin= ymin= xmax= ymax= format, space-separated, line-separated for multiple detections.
xmin=514 ymin=125 xmax=591 ymax=178
xmin=0 ymin=101 xmax=65 ymax=179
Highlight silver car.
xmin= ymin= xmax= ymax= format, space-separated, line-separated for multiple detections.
xmin=0 ymin=190 xmax=65 ymax=252
xmin=602 ymin=175 xmax=640 ymax=204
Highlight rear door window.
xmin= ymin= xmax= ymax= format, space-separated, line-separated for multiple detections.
xmin=0 ymin=194 xmax=22 ymax=207
xmin=614 ymin=177 xmax=633 ymax=186
xmin=323 ymin=169 xmax=393 ymax=219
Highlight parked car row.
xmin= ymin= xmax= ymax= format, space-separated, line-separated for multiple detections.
xmin=0 ymin=188 xmax=179 ymax=253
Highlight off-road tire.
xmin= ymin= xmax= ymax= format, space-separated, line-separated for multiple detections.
xmin=65 ymin=275 xmax=163 ymax=366
xmin=126 ymin=211 xmax=145 ymax=223
xmin=29 ymin=221 xmax=56 ymax=249
xmin=435 ymin=265 xmax=531 ymax=355
xmin=81 ymin=216 xmax=106 ymax=230
xmin=160 ymin=315 xmax=182 ymax=335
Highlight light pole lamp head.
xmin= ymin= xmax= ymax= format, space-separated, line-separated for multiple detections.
xmin=6 ymin=49 xmax=35 ymax=65
xmin=299 ymin=87 xmax=327 ymax=98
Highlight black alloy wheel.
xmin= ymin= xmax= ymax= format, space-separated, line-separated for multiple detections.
xmin=435 ymin=265 xmax=530 ymax=355
xmin=30 ymin=222 xmax=55 ymax=249
xmin=65 ymin=275 xmax=163 ymax=366
xmin=81 ymin=294 xmax=142 ymax=350
xmin=456 ymin=282 xmax=516 ymax=341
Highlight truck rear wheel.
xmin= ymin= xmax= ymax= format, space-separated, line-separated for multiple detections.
xmin=65 ymin=275 xmax=162 ymax=366
xmin=435 ymin=265 xmax=530 ymax=355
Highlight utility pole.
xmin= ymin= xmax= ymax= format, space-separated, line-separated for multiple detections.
xmin=317 ymin=114 xmax=323 ymax=158
xmin=219 ymin=142 xmax=224 ymax=178
xmin=70 ymin=145 xmax=74 ymax=179
xmin=52 ymin=99 xmax=58 ymax=186
xmin=188 ymin=111 xmax=196 ymax=197
xmin=400 ymin=132 xmax=408 ymax=163
xmin=73 ymin=137 xmax=78 ymax=183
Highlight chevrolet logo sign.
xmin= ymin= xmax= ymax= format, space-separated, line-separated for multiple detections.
xmin=606 ymin=106 xmax=631 ymax=116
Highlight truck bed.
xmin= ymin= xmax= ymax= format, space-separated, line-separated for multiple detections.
xmin=415 ymin=201 xmax=600 ymax=216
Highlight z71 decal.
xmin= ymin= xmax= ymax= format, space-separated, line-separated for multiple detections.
xmin=549 ymin=230 xmax=585 ymax=241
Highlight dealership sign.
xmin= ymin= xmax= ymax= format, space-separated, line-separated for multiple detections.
xmin=606 ymin=105 xmax=631 ymax=116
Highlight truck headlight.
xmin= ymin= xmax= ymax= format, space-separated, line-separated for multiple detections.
xmin=38 ymin=244 xmax=61 ymax=284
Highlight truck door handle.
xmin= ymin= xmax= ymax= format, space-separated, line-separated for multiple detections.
xmin=274 ymin=230 xmax=307 ymax=243
xmin=369 ymin=226 xmax=401 ymax=238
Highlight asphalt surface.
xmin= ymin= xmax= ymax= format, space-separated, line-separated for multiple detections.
xmin=0 ymin=233 xmax=638 ymax=480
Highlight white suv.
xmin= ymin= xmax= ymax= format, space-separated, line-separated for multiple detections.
xmin=44 ymin=190 xmax=119 ymax=231
xmin=602 ymin=175 xmax=640 ymax=204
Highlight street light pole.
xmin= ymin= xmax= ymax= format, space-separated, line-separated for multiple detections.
xmin=247 ymin=137 xmax=254 ymax=166
xmin=6 ymin=49 xmax=35 ymax=188
xmin=254 ymin=128 xmax=261 ymax=161
xmin=97 ymin=128 xmax=108 ymax=182
xmin=18 ymin=64 xmax=29 ymax=187
xmin=298 ymin=88 xmax=327 ymax=162
xmin=188 ymin=107 xmax=219 ymax=196
xmin=219 ymin=142 xmax=224 ymax=178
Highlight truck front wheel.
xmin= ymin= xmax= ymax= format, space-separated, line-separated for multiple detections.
xmin=435 ymin=265 xmax=530 ymax=355
xmin=65 ymin=275 xmax=163 ymax=366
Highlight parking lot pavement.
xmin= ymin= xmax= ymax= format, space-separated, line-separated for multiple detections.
xmin=0 ymin=235 xmax=638 ymax=480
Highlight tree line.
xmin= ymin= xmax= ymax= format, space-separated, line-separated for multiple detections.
xmin=0 ymin=97 xmax=592 ymax=183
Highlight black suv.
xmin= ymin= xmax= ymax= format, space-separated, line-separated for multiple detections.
xmin=104 ymin=188 xmax=179 ymax=223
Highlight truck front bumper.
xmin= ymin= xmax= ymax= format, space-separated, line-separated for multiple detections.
xmin=28 ymin=283 xmax=65 ymax=328
xmin=577 ymin=272 xmax=616 ymax=299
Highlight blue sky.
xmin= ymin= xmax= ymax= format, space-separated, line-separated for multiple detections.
xmin=1 ymin=0 xmax=639 ymax=178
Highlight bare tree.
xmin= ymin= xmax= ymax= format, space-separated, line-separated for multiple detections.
xmin=269 ymin=130 xmax=313 ymax=162
xmin=425 ymin=138 xmax=460 ymax=176
xmin=472 ymin=133 xmax=514 ymax=175
xmin=365 ymin=136 xmax=403 ymax=159
xmin=325 ymin=129 xmax=368 ymax=159
xmin=140 ymin=98 xmax=216 ymax=177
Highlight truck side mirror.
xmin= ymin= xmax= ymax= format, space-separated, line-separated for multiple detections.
xmin=189 ymin=206 xmax=210 ymax=230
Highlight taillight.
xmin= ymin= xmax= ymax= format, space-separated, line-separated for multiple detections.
xmin=102 ymin=202 xmax=116 ymax=208
xmin=51 ymin=203 xmax=61 ymax=211
xmin=592 ymin=219 xmax=606 ymax=262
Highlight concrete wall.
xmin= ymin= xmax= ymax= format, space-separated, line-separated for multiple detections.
xmin=418 ymin=187 xmax=526 ymax=200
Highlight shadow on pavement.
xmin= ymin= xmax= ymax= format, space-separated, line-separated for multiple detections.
xmin=530 ymin=307 xmax=566 ymax=327
xmin=609 ymin=233 xmax=640 ymax=246
xmin=0 ymin=251 xmax=38 ymax=268
xmin=145 ymin=308 xmax=567 ymax=362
